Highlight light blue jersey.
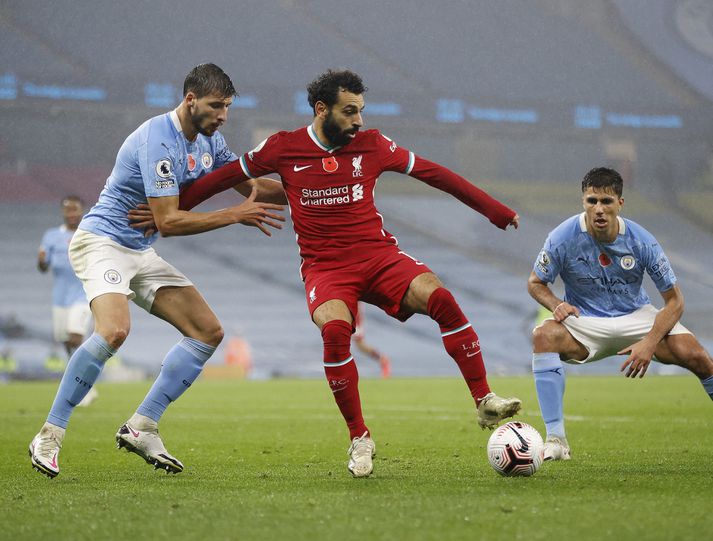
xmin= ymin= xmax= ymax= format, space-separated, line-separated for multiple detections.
xmin=40 ymin=225 xmax=86 ymax=307
xmin=533 ymin=213 xmax=676 ymax=317
xmin=80 ymin=110 xmax=236 ymax=250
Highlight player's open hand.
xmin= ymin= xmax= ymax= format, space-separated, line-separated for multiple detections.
xmin=552 ymin=301 xmax=579 ymax=322
xmin=231 ymin=186 xmax=285 ymax=236
xmin=618 ymin=338 xmax=656 ymax=378
xmin=508 ymin=214 xmax=520 ymax=230
xmin=128 ymin=203 xmax=158 ymax=237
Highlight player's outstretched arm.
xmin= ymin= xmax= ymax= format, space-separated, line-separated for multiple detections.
xmin=527 ymin=271 xmax=580 ymax=321
xmin=129 ymin=177 xmax=287 ymax=236
xmin=408 ymin=156 xmax=518 ymax=230
xmin=178 ymin=160 xmax=248 ymax=211
xmin=233 ymin=177 xmax=287 ymax=205
xmin=618 ymin=285 xmax=684 ymax=378
xmin=146 ymin=187 xmax=285 ymax=237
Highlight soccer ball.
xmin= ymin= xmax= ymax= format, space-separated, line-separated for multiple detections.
xmin=487 ymin=421 xmax=544 ymax=477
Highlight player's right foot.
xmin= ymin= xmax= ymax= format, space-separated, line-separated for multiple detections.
xmin=543 ymin=436 xmax=571 ymax=461
xmin=476 ymin=393 xmax=522 ymax=429
xmin=378 ymin=355 xmax=391 ymax=378
xmin=115 ymin=414 xmax=184 ymax=474
xmin=347 ymin=432 xmax=376 ymax=478
xmin=29 ymin=423 xmax=65 ymax=478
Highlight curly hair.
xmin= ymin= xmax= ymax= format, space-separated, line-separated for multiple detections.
xmin=306 ymin=69 xmax=367 ymax=114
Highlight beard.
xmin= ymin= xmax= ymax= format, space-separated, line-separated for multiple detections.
xmin=191 ymin=109 xmax=218 ymax=136
xmin=322 ymin=111 xmax=357 ymax=147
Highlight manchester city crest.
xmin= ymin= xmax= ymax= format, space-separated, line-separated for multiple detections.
xmin=620 ymin=255 xmax=636 ymax=270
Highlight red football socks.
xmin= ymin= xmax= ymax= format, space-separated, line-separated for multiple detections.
xmin=322 ymin=319 xmax=369 ymax=440
xmin=427 ymin=287 xmax=491 ymax=404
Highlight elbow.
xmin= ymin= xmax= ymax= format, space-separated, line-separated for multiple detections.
xmin=675 ymin=296 xmax=685 ymax=319
xmin=526 ymin=277 xmax=539 ymax=298
xmin=526 ymin=282 xmax=534 ymax=298
xmin=667 ymin=288 xmax=685 ymax=319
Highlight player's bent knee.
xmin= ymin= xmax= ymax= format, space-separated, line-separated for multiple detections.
xmin=200 ymin=324 xmax=224 ymax=348
xmin=532 ymin=321 xmax=562 ymax=352
xmin=689 ymin=347 xmax=713 ymax=377
xmin=102 ymin=327 xmax=130 ymax=350
xmin=321 ymin=319 xmax=352 ymax=346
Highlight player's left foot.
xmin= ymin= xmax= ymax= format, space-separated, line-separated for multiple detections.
xmin=115 ymin=413 xmax=184 ymax=474
xmin=347 ymin=432 xmax=376 ymax=478
xmin=476 ymin=393 xmax=522 ymax=430
xmin=29 ymin=422 xmax=65 ymax=478
xmin=77 ymin=387 xmax=99 ymax=407
xmin=378 ymin=355 xmax=391 ymax=378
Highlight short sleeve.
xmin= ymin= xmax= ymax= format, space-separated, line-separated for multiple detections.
xmin=138 ymin=131 xmax=180 ymax=198
xmin=644 ymin=242 xmax=677 ymax=292
xmin=374 ymin=132 xmax=415 ymax=174
xmin=533 ymin=236 xmax=562 ymax=284
xmin=239 ymin=132 xmax=282 ymax=178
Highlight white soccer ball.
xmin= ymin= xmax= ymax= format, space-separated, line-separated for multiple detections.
xmin=487 ymin=421 xmax=544 ymax=477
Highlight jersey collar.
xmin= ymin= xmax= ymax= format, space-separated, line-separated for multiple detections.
xmin=170 ymin=109 xmax=183 ymax=133
xmin=578 ymin=212 xmax=626 ymax=235
xmin=307 ymin=124 xmax=341 ymax=154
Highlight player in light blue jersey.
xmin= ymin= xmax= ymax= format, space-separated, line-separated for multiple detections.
xmin=29 ymin=64 xmax=286 ymax=478
xmin=528 ymin=167 xmax=713 ymax=461
xmin=38 ymin=196 xmax=91 ymax=357
xmin=38 ymin=196 xmax=98 ymax=407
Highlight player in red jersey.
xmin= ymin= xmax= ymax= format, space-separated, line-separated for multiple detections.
xmin=177 ymin=69 xmax=522 ymax=477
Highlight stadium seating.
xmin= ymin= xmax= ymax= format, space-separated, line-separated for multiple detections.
xmin=2 ymin=0 xmax=691 ymax=107
xmin=3 ymin=189 xmax=712 ymax=378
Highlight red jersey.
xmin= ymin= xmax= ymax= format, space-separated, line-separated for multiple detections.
xmin=180 ymin=125 xmax=516 ymax=274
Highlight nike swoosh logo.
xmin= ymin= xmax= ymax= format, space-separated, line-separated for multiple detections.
xmin=466 ymin=351 xmax=480 ymax=358
xmin=293 ymin=165 xmax=312 ymax=172
xmin=49 ymin=452 xmax=58 ymax=469
xmin=129 ymin=427 xmax=140 ymax=438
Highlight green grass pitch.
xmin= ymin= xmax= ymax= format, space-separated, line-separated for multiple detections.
xmin=1 ymin=376 xmax=711 ymax=540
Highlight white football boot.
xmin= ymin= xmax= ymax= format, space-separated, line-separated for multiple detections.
xmin=543 ymin=435 xmax=571 ymax=461
xmin=29 ymin=422 xmax=65 ymax=478
xmin=347 ymin=432 xmax=376 ymax=478
xmin=477 ymin=392 xmax=522 ymax=429
xmin=115 ymin=413 xmax=184 ymax=474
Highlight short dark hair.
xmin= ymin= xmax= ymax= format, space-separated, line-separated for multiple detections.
xmin=582 ymin=167 xmax=624 ymax=198
xmin=183 ymin=63 xmax=237 ymax=99
xmin=307 ymin=69 xmax=367 ymax=115
xmin=61 ymin=195 xmax=83 ymax=207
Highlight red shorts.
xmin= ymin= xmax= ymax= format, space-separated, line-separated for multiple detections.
xmin=303 ymin=245 xmax=432 ymax=325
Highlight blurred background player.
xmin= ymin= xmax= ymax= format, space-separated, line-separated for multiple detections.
xmin=353 ymin=303 xmax=391 ymax=378
xmin=528 ymin=167 xmax=713 ymax=461
xmin=28 ymin=63 xmax=285 ymax=478
xmin=37 ymin=196 xmax=97 ymax=406
xmin=177 ymin=69 xmax=522 ymax=478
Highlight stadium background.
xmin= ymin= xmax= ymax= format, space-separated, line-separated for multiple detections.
xmin=1 ymin=0 xmax=713 ymax=380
